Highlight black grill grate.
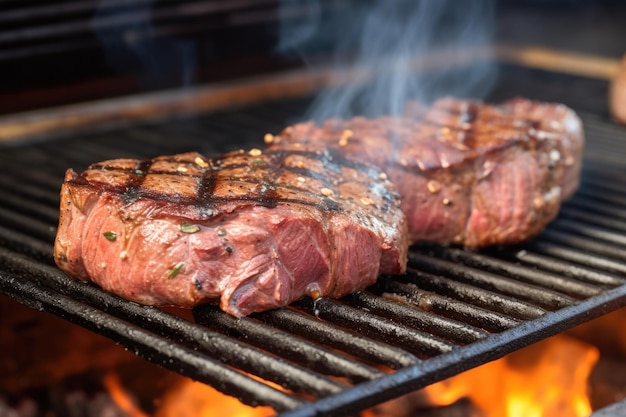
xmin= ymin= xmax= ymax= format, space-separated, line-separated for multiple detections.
xmin=1 ymin=68 xmax=626 ymax=416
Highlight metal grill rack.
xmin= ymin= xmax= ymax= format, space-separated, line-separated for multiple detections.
xmin=1 ymin=67 xmax=626 ymax=416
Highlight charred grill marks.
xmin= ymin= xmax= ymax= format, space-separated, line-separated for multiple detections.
xmin=54 ymin=97 xmax=582 ymax=317
xmin=73 ymin=148 xmax=395 ymax=214
xmin=274 ymin=97 xmax=584 ymax=247
xmin=54 ymin=144 xmax=407 ymax=316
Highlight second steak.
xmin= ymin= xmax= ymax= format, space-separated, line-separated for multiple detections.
xmin=272 ymin=98 xmax=584 ymax=247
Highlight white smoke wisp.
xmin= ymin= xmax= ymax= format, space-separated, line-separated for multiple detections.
xmin=92 ymin=0 xmax=197 ymax=89
xmin=278 ymin=0 xmax=497 ymax=120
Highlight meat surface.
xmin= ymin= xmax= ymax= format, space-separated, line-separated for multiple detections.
xmin=54 ymin=145 xmax=407 ymax=317
xmin=272 ymin=97 xmax=584 ymax=247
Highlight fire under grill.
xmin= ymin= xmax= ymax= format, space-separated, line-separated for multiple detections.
xmin=1 ymin=66 xmax=626 ymax=416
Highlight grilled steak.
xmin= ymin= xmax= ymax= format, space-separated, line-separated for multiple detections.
xmin=272 ymin=98 xmax=584 ymax=247
xmin=54 ymin=145 xmax=408 ymax=317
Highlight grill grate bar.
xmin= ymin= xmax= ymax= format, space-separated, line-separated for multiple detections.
xmin=526 ymin=240 xmax=626 ymax=275
xmin=560 ymin=205 xmax=626 ymax=233
xmin=278 ymin=283 xmax=626 ymax=417
xmin=565 ymin=198 xmax=626 ymax=221
xmin=0 ymin=173 xmax=60 ymax=206
xmin=575 ymin=187 xmax=626 ymax=209
xmin=378 ymin=268 xmax=545 ymax=322
xmin=0 ymin=188 xmax=59 ymax=224
xmin=0 ymin=247 xmax=346 ymax=399
xmin=551 ymin=218 xmax=626 ymax=247
xmin=376 ymin=278 xmax=523 ymax=332
xmin=430 ymin=246 xmax=601 ymax=298
xmin=409 ymin=252 xmax=576 ymax=311
xmin=0 ymin=225 xmax=53 ymax=263
xmin=254 ymin=307 xmax=420 ymax=369
xmin=194 ymin=305 xmax=386 ymax=382
xmin=0 ymin=206 xmax=57 ymax=243
xmin=572 ymin=166 xmax=626 ymax=184
xmin=342 ymin=291 xmax=489 ymax=344
xmin=540 ymin=229 xmax=626 ymax=264
xmin=0 ymin=163 xmax=60 ymax=192
xmin=40 ymin=143 xmax=130 ymax=169
xmin=0 ymin=269 xmax=304 ymax=412
xmin=495 ymin=247 xmax=624 ymax=288
xmin=581 ymin=174 xmax=626 ymax=194
xmin=1 ymin=75 xmax=626 ymax=415
xmin=291 ymin=297 xmax=457 ymax=357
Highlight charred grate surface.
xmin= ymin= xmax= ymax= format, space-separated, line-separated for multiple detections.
xmin=2 ymin=69 xmax=626 ymax=416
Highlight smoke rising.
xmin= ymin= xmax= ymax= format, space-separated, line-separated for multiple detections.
xmin=278 ymin=0 xmax=497 ymax=120
xmin=92 ymin=0 xmax=197 ymax=89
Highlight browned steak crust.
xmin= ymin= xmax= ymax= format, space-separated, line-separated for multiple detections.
xmin=272 ymin=98 xmax=584 ymax=247
xmin=54 ymin=145 xmax=407 ymax=317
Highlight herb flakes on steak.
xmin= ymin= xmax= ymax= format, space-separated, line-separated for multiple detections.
xmin=54 ymin=145 xmax=408 ymax=317
xmin=273 ymin=97 xmax=584 ymax=247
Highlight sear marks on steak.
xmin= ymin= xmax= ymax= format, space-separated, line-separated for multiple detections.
xmin=272 ymin=97 xmax=584 ymax=247
xmin=54 ymin=145 xmax=408 ymax=317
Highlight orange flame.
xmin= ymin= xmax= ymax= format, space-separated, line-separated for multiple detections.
xmin=105 ymin=334 xmax=598 ymax=417
xmin=154 ymin=380 xmax=274 ymax=417
xmin=423 ymin=334 xmax=599 ymax=417
xmin=102 ymin=372 xmax=150 ymax=417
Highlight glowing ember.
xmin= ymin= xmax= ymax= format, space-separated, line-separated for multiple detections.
xmin=154 ymin=379 xmax=274 ymax=417
xmin=422 ymin=334 xmax=599 ymax=417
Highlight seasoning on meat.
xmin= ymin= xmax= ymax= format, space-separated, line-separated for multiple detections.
xmin=273 ymin=97 xmax=584 ymax=247
xmin=54 ymin=144 xmax=408 ymax=317
xmin=180 ymin=222 xmax=200 ymax=234
xmin=54 ymin=97 xmax=584 ymax=317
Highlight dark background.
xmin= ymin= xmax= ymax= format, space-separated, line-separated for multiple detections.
xmin=1 ymin=0 xmax=625 ymax=115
